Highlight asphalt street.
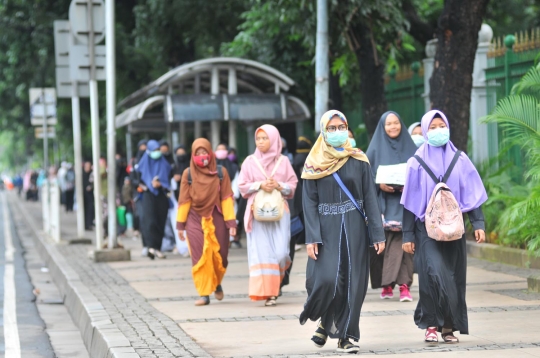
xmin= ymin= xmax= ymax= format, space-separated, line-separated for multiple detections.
xmin=0 ymin=192 xmax=55 ymax=357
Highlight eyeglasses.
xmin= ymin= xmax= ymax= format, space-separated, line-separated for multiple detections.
xmin=326 ymin=125 xmax=348 ymax=133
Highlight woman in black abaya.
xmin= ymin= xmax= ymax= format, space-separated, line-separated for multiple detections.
xmin=299 ymin=110 xmax=385 ymax=354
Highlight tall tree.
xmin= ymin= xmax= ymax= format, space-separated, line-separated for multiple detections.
xmin=429 ymin=0 xmax=490 ymax=152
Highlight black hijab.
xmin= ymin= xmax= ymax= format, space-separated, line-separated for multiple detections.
xmin=365 ymin=111 xmax=417 ymax=222
xmin=135 ymin=139 xmax=148 ymax=162
xmin=173 ymin=144 xmax=190 ymax=176
xmin=366 ymin=111 xmax=417 ymax=175
xmin=159 ymin=139 xmax=174 ymax=165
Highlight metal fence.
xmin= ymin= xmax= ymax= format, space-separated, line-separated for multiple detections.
xmin=385 ymin=63 xmax=425 ymax=128
xmin=485 ymin=29 xmax=540 ymax=179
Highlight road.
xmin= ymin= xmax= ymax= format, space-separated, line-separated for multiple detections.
xmin=0 ymin=192 xmax=88 ymax=358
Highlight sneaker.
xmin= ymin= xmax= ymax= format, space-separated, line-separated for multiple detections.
xmin=380 ymin=286 xmax=393 ymax=299
xmin=141 ymin=247 xmax=148 ymax=257
xmin=337 ymin=339 xmax=359 ymax=354
xmin=399 ymin=284 xmax=413 ymax=302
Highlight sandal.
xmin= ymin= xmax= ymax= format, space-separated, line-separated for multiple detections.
xmin=264 ymin=296 xmax=277 ymax=306
xmin=336 ymin=338 xmax=360 ymax=354
xmin=424 ymin=327 xmax=438 ymax=343
xmin=441 ymin=331 xmax=459 ymax=344
xmin=214 ymin=285 xmax=224 ymax=301
xmin=311 ymin=322 xmax=327 ymax=348
xmin=194 ymin=296 xmax=210 ymax=306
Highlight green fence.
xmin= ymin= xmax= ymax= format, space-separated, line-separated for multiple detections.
xmin=485 ymin=32 xmax=540 ymax=180
xmin=385 ymin=63 xmax=426 ymax=128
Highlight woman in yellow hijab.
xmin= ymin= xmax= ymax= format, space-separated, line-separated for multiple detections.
xmin=299 ymin=110 xmax=386 ymax=354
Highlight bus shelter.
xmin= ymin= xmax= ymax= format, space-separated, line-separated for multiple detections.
xmin=115 ymin=57 xmax=311 ymax=161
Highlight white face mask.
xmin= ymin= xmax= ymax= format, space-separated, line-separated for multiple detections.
xmin=411 ymin=134 xmax=425 ymax=147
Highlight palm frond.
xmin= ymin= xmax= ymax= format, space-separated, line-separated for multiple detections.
xmin=511 ymin=66 xmax=540 ymax=97
xmin=481 ymin=95 xmax=540 ymax=149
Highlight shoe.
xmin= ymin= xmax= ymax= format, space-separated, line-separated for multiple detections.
xmin=311 ymin=322 xmax=327 ymax=348
xmin=231 ymin=241 xmax=242 ymax=249
xmin=195 ymin=296 xmax=210 ymax=306
xmin=214 ymin=285 xmax=224 ymax=301
xmin=441 ymin=331 xmax=459 ymax=344
xmin=425 ymin=327 xmax=438 ymax=343
xmin=380 ymin=286 xmax=393 ymax=299
xmin=399 ymin=284 xmax=413 ymax=302
xmin=264 ymin=296 xmax=277 ymax=306
xmin=154 ymin=250 xmax=166 ymax=259
xmin=336 ymin=339 xmax=359 ymax=354
xmin=141 ymin=247 xmax=149 ymax=257
xmin=147 ymin=248 xmax=155 ymax=260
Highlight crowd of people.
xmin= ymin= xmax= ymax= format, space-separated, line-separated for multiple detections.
xmin=10 ymin=107 xmax=487 ymax=354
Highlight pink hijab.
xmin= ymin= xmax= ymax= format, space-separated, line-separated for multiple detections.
xmin=238 ymin=124 xmax=298 ymax=233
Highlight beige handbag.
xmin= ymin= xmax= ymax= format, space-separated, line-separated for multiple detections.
xmin=251 ymin=156 xmax=284 ymax=222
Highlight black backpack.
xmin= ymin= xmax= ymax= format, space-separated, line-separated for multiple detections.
xmin=187 ymin=165 xmax=223 ymax=184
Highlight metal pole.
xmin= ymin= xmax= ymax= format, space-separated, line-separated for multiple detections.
xmin=71 ymin=83 xmax=86 ymax=238
xmin=87 ymin=0 xmax=103 ymax=248
xmin=42 ymin=89 xmax=49 ymax=172
xmin=228 ymin=68 xmax=237 ymax=149
xmin=315 ymin=0 xmax=329 ymax=132
xmin=42 ymin=88 xmax=50 ymax=237
xmin=210 ymin=67 xmax=221 ymax=148
xmin=106 ymin=0 xmax=117 ymax=248
xmin=126 ymin=131 xmax=132 ymax=164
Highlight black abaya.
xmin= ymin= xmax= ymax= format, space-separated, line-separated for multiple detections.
xmin=141 ymin=190 xmax=169 ymax=250
xmin=299 ymin=159 xmax=385 ymax=341
xmin=403 ymin=207 xmax=485 ymax=333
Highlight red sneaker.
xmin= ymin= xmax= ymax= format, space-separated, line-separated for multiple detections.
xmin=380 ymin=286 xmax=393 ymax=299
xmin=399 ymin=284 xmax=413 ymax=302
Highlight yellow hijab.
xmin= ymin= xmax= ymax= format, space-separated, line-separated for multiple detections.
xmin=302 ymin=110 xmax=369 ymax=180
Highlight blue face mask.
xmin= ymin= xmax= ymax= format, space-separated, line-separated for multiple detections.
xmin=325 ymin=131 xmax=349 ymax=147
xmin=149 ymin=151 xmax=162 ymax=160
xmin=349 ymin=138 xmax=357 ymax=148
xmin=411 ymin=134 xmax=425 ymax=147
xmin=427 ymin=128 xmax=450 ymax=147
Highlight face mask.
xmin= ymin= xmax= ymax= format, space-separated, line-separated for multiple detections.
xmin=427 ymin=127 xmax=450 ymax=147
xmin=193 ymin=154 xmax=210 ymax=168
xmin=349 ymin=138 xmax=357 ymax=148
xmin=227 ymin=154 xmax=237 ymax=162
xmin=215 ymin=149 xmax=228 ymax=160
xmin=325 ymin=131 xmax=349 ymax=147
xmin=176 ymin=154 xmax=188 ymax=163
xmin=149 ymin=151 xmax=162 ymax=160
xmin=411 ymin=134 xmax=425 ymax=147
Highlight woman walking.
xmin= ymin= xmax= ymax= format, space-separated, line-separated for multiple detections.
xmin=366 ymin=111 xmax=417 ymax=302
xmin=281 ymin=136 xmax=312 ymax=290
xmin=238 ymin=124 xmax=297 ymax=306
xmin=137 ymin=140 xmax=172 ymax=259
xmin=401 ymin=110 xmax=487 ymax=343
xmin=299 ymin=110 xmax=386 ymax=353
xmin=176 ymin=138 xmax=237 ymax=306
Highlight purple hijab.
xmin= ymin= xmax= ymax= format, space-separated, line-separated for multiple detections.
xmin=400 ymin=110 xmax=487 ymax=221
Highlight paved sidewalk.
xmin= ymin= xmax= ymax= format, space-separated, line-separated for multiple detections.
xmin=15 ymin=195 xmax=540 ymax=357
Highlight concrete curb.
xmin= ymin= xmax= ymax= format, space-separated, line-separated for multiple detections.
xmin=466 ymin=241 xmax=540 ymax=293
xmin=10 ymin=195 xmax=139 ymax=358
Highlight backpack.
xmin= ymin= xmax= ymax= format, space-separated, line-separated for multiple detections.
xmin=251 ymin=156 xmax=284 ymax=222
xmin=187 ymin=165 xmax=223 ymax=184
xmin=414 ymin=151 xmax=465 ymax=242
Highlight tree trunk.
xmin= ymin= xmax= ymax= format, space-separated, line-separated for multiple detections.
xmin=351 ymin=22 xmax=388 ymax=137
xmin=429 ymin=0 xmax=490 ymax=152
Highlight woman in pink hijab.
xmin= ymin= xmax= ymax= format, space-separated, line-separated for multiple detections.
xmin=238 ymin=124 xmax=298 ymax=306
